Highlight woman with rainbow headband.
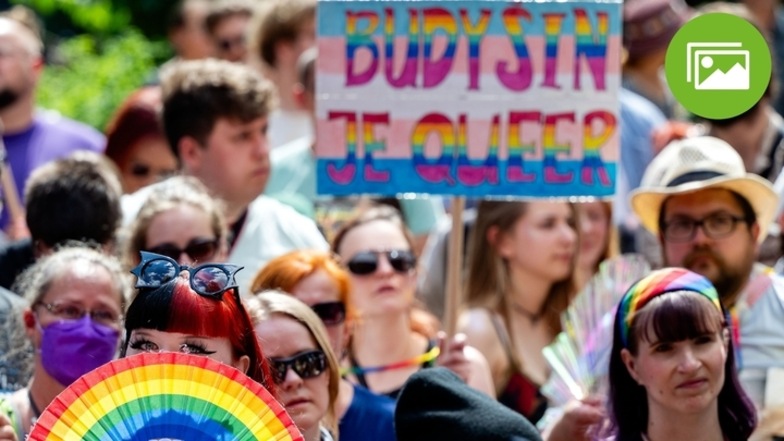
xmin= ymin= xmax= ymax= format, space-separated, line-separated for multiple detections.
xmin=607 ymin=267 xmax=756 ymax=441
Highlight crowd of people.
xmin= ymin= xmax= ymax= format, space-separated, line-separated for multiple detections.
xmin=0 ymin=0 xmax=783 ymax=440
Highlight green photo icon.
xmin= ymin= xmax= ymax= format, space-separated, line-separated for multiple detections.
xmin=665 ymin=12 xmax=772 ymax=120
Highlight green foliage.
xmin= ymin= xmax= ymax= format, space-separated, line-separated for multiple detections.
xmin=36 ymin=30 xmax=168 ymax=131
xmin=11 ymin=0 xmax=130 ymax=35
xmin=10 ymin=0 xmax=173 ymax=39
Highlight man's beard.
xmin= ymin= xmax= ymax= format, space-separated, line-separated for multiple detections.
xmin=0 ymin=88 xmax=21 ymax=111
xmin=681 ymin=247 xmax=753 ymax=304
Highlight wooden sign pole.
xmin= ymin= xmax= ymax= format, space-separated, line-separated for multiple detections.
xmin=443 ymin=196 xmax=465 ymax=337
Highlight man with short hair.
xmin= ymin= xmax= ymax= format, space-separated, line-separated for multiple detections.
xmin=0 ymin=16 xmax=105 ymax=236
xmin=631 ymin=136 xmax=784 ymax=420
xmin=204 ymin=0 xmax=253 ymax=63
xmin=0 ymin=151 xmax=123 ymax=289
xmin=249 ymin=0 xmax=316 ymax=148
xmin=128 ymin=58 xmax=327 ymax=291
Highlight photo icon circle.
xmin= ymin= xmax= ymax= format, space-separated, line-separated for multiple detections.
xmin=664 ymin=12 xmax=771 ymax=120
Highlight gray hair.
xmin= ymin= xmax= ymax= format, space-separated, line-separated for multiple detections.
xmin=13 ymin=244 xmax=132 ymax=311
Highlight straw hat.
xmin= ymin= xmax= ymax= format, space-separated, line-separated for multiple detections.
xmin=630 ymin=136 xmax=778 ymax=242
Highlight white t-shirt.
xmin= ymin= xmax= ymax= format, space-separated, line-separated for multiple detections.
xmin=228 ymin=195 xmax=328 ymax=292
xmin=736 ymin=264 xmax=784 ymax=411
xmin=268 ymin=109 xmax=312 ymax=150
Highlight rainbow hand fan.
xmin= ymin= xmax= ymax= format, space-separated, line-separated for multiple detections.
xmin=29 ymin=352 xmax=303 ymax=441
xmin=542 ymin=254 xmax=651 ymax=406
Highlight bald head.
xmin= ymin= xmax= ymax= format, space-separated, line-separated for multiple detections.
xmin=0 ymin=17 xmax=43 ymax=58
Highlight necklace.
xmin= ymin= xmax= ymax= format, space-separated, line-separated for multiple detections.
xmin=510 ymin=302 xmax=542 ymax=323
xmin=342 ymin=345 xmax=440 ymax=376
xmin=27 ymin=389 xmax=40 ymax=431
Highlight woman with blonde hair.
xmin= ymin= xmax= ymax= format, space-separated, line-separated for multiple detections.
xmin=247 ymin=291 xmax=340 ymax=441
xmin=251 ymin=249 xmax=396 ymax=441
xmin=459 ymin=200 xmax=583 ymax=423
xmin=332 ymin=205 xmax=494 ymax=398
xmin=123 ymin=176 xmax=227 ymax=268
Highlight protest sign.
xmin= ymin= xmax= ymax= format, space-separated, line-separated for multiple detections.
xmin=316 ymin=0 xmax=622 ymax=198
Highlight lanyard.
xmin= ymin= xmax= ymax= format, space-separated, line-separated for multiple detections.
xmin=342 ymin=345 xmax=440 ymax=376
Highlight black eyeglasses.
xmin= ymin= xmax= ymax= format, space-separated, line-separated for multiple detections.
xmin=346 ymin=250 xmax=416 ymax=275
xmin=311 ymin=301 xmax=346 ymax=326
xmin=147 ymin=238 xmax=220 ymax=263
xmin=662 ymin=213 xmax=749 ymax=242
xmin=131 ymin=251 xmax=242 ymax=298
xmin=270 ymin=350 xmax=327 ymax=384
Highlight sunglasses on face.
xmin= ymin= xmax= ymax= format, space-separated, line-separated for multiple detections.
xmin=270 ymin=350 xmax=327 ymax=385
xmin=129 ymin=163 xmax=177 ymax=179
xmin=346 ymin=250 xmax=416 ymax=275
xmin=311 ymin=301 xmax=346 ymax=326
xmin=146 ymin=238 xmax=219 ymax=263
xmin=131 ymin=251 xmax=242 ymax=298
xmin=217 ymin=35 xmax=245 ymax=52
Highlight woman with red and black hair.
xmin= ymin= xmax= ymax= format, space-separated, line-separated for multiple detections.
xmin=121 ymin=251 xmax=273 ymax=391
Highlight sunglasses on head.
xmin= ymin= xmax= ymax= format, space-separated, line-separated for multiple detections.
xmin=146 ymin=238 xmax=219 ymax=263
xmin=270 ymin=350 xmax=327 ymax=384
xmin=346 ymin=249 xmax=416 ymax=275
xmin=311 ymin=301 xmax=346 ymax=326
xmin=131 ymin=251 xmax=242 ymax=298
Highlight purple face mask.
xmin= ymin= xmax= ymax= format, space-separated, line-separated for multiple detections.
xmin=39 ymin=315 xmax=120 ymax=386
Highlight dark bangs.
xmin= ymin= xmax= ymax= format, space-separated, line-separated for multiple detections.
xmin=124 ymin=278 xmax=237 ymax=340
xmin=124 ymin=282 xmax=176 ymax=335
xmin=630 ymin=291 xmax=725 ymax=351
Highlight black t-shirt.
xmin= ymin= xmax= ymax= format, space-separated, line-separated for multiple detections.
xmin=0 ymin=239 xmax=34 ymax=291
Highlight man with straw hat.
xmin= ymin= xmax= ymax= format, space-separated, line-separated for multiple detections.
xmin=631 ymin=136 xmax=784 ymax=436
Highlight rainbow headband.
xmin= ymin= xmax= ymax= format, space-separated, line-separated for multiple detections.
xmin=617 ymin=268 xmax=722 ymax=347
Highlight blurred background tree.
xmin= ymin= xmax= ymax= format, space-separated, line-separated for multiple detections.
xmin=3 ymin=0 xmax=175 ymax=131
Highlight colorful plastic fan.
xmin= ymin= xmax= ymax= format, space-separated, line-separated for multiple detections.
xmin=542 ymin=254 xmax=651 ymax=406
xmin=29 ymin=352 xmax=303 ymax=441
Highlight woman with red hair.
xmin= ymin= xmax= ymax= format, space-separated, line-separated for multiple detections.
xmin=104 ymin=86 xmax=178 ymax=194
xmin=122 ymin=251 xmax=273 ymax=391
xmin=251 ymin=250 xmax=396 ymax=441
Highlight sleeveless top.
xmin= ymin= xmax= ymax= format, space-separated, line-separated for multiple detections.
xmin=490 ymin=313 xmax=548 ymax=423
xmin=349 ymin=339 xmax=438 ymax=400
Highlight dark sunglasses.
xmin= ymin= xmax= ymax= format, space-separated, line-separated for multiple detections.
xmin=131 ymin=251 xmax=242 ymax=298
xmin=147 ymin=238 xmax=219 ymax=263
xmin=218 ymin=35 xmax=245 ymax=52
xmin=129 ymin=163 xmax=176 ymax=179
xmin=311 ymin=301 xmax=346 ymax=326
xmin=270 ymin=350 xmax=327 ymax=385
xmin=346 ymin=250 xmax=416 ymax=275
